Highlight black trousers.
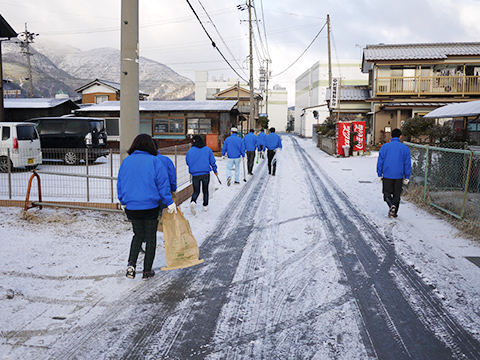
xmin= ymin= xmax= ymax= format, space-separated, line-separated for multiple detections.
xmin=382 ymin=178 xmax=403 ymax=214
xmin=126 ymin=207 xmax=160 ymax=272
xmin=191 ymin=173 xmax=210 ymax=206
xmin=267 ymin=149 xmax=277 ymax=175
xmin=246 ymin=151 xmax=255 ymax=174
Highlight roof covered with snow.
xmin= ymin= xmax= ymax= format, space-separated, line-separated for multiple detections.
xmin=79 ymin=100 xmax=238 ymax=112
xmin=424 ymin=100 xmax=480 ymax=118
xmin=4 ymin=98 xmax=78 ymax=109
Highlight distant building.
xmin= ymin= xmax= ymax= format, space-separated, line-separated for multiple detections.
xmin=195 ymin=70 xmax=288 ymax=133
xmin=295 ymin=61 xmax=368 ymax=137
xmin=75 ymin=78 xmax=148 ymax=104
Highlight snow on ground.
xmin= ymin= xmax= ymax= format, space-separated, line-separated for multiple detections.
xmin=0 ymin=135 xmax=479 ymax=358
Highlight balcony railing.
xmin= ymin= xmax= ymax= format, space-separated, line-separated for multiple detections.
xmin=376 ymin=76 xmax=480 ymax=96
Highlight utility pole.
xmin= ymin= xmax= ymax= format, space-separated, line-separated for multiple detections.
xmin=19 ymin=23 xmax=38 ymax=98
xmin=248 ymin=0 xmax=255 ymax=132
xmin=120 ymin=0 xmax=139 ymax=156
xmin=265 ymin=59 xmax=270 ymax=117
xmin=327 ymin=15 xmax=332 ymax=92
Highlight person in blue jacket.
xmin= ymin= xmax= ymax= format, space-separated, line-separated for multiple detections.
xmin=243 ymin=129 xmax=257 ymax=175
xmin=257 ymin=128 xmax=267 ymax=158
xmin=376 ymin=128 xmax=412 ymax=218
xmin=221 ymin=127 xmax=245 ymax=186
xmin=186 ymin=135 xmax=218 ymax=215
xmin=117 ymin=134 xmax=177 ymax=281
xmin=265 ymin=127 xmax=282 ymax=176
xmin=154 ymin=141 xmax=177 ymax=214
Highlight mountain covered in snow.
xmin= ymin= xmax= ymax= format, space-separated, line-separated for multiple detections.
xmin=1 ymin=39 xmax=195 ymax=100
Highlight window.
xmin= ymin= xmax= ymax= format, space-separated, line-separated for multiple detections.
xmin=154 ymin=118 xmax=184 ymax=134
xmin=187 ymin=118 xmax=212 ymax=134
xmin=106 ymin=118 xmax=119 ymax=136
xmin=468 ymin=123 xmax=479 ymax=132
xmin=140 ymin=118 xmax=152 ymax=135
xmin=2 ymin=126 xmax=10 ymax=140
xmin=65 ymin=120 xmax=88 ymax=134
xmin=37 ymin=121 xmax=64 ymax=135
xmin=16 ymin=125 xmax=38 ymax=140
xmin=95 ymin=95 xmax=109 ymax=104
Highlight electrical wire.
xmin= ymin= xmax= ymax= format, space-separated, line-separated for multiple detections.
xmin=185 ymin=0 xmax=248 ymax=82
xmin=271 ymin=20 xmax=327 ymax=77
xmin=196 ymin=0 xmax=247 ymax=78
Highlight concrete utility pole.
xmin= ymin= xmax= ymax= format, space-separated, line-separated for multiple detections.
xmin=120 ymin=0 xmax=140 ymax=154
xmin=248 ymin=0 xmax=255 ymax=131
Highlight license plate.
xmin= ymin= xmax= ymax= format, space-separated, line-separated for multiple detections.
xmin=99 ymin=139 xmax=104 ymax=144
xmin=28 ymin=158 xmax=34 ymax=164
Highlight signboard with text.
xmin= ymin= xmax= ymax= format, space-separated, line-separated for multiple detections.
xmin=330 ymin=77 xmax=341 ymax=109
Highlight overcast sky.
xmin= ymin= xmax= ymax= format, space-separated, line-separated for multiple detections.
xmin=2 ymin=0 xmax=480 ymax=105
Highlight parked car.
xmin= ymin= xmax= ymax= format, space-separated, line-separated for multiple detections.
xmin=27 ymin=117 xmax=108 ymax=165
xmin=0 ymin=122 xmax=42 ymax=172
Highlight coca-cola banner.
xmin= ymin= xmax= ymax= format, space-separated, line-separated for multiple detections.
xmin=352 ymin=121 xmax=366 ymax=153
xmin=337 ymin=122 xmax=351 ymax=156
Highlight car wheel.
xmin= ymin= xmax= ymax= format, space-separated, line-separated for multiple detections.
xmin=0 ymin=156 xmax=13 ymax=173
xmin=64 ymin=151 xmax=78 ymax=165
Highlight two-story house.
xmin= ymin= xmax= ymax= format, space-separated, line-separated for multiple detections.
xmin=75 ymin=78 xmax=148 ymax=105
xmin=361 ymin=43 xmax=480 ymax=143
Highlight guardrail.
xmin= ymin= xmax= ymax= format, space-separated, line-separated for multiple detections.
xmin=406 ymin=142 xmax=480 ymax=227
xmin=0 ymin=146 xmax=191 ymax=203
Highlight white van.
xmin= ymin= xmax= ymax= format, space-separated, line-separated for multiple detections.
xmin=0 ymin=122 xmax=42 ymax=172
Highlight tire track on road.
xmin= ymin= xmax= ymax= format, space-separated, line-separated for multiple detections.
xmin=291 ymin=136 xmax=480 ymax=360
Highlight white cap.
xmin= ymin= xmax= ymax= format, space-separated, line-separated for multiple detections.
xmin=231 ymin=127 xmax=238 ymax=132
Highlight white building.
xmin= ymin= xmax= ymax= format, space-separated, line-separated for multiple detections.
xmin=195 ymin=71 xmax=288 ymax=132
xmin=295 ymin=61 xmax=368 ymax=137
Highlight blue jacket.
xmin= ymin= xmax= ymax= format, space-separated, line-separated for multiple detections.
xmin=243 ymin=132 xmax=258 ymax=151
xmin=157 ymin=150 xmax=177 ymax=192
xmin=265 ymin=133 xmax=282 ymax=150
xmin=376 ymin=138 xmax=412 ymax=180
xmin=257 ymin=131 xmax=266 ymax=146
xmin=117 ymin=150 xmax=173 ymax=210
xmin=222 ymin=133 xmax=245 ymax=158
xmin=186 ymin=145 xmax=218 ymax=176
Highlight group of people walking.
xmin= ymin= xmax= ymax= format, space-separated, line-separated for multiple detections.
xmin=221 ymin=127 xmax=282 ymax=182
xmin=117 ymin=126 xmax=410 ymax=282
xmin=117 ymin=128 xmax=281 ymax=281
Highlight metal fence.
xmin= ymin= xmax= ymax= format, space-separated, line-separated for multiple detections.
xmin=0 ymin=145 xmax=191 ymax=203
xmin=407 ymin=142 xmax=480 ymax=226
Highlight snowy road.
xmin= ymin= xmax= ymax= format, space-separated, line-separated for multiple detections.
xmin=3 ymin=135 xmax=480 ymax=359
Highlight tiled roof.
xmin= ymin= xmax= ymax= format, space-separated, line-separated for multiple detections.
xmin=363 ymin=42 xmax=480 ymax=61
xmin=326 ymin=86 xmax=369 ymax=101
xmin=80 ymin=100 xmax=238 ymax=112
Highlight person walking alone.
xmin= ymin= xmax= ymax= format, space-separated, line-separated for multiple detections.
xmin=257 ymin=128 xmax=266 ymax=159
xmin=222 ymin=127 xmax=245 ymax=186
xmin=186 ymin=135 xmax=218 ymax=215
xmin=117 ymin=134 xmax=177 ymax=280
xmin=376 ymin=128 xmax=412 ymax=218
xmin=265 ymin=127 xmax=282 ymax=176
xmin=243 ymin=129 xmax=257 ymax=175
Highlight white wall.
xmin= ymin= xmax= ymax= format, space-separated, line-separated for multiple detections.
xmin=295 ymin=61 xmax=368 ymax=137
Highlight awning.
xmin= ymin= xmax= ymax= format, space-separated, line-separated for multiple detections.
xmin=424 ymin=101 xmax=480 ymax=118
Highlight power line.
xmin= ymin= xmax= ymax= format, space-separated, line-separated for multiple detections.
xmin=271 ymin=20 xmax=327 ymax=77
xmin=195 ymin=0 xmax=247 ymax=79
xmin=185 ymin=0 xmax=248 ymax=82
